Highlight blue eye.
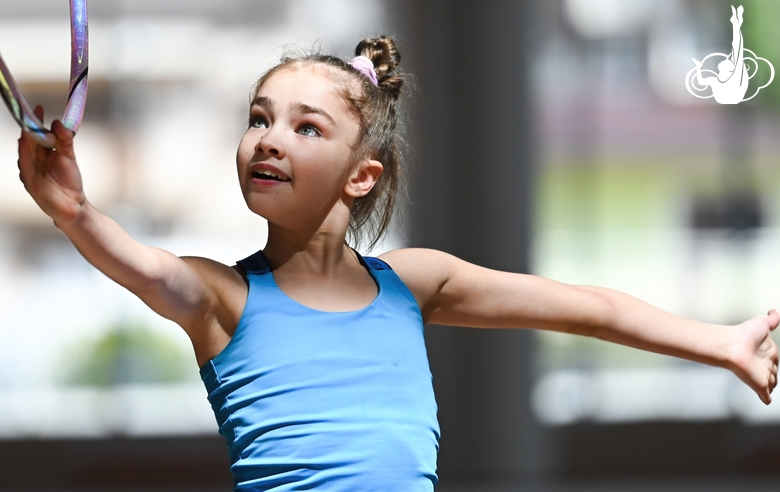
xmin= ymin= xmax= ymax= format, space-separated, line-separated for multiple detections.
xmin=298 ymin=124 xmax=321 ymax=137
xmin=249 ymin=115 xmax=268 ymax=129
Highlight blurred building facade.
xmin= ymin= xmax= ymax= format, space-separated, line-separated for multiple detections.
xmin=2 ymin=0 xmax=780 ymax=490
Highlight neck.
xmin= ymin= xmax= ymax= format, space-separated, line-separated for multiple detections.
xmin=262 ymin=202 xmax=356 ymax=275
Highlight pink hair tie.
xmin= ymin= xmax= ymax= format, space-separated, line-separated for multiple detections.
xmin=349 ymin=56 xmax=378 ymax=86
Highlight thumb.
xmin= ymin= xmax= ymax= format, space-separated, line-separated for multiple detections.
xmin=768 ymin=309 xmax=780 ymax=331
xmin=51 ymin=119 xmax=76 ymax=159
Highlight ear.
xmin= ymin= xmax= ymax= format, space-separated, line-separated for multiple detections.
xmin=345 ymin=158 xmax=383 ymax=198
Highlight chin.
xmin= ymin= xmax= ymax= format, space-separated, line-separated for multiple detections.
xmin=242 ymin=196 xmax=274 ymax=220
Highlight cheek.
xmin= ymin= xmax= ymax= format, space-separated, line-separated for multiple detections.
xmin=236 ymin=136 xmax=252 ymax=163
xmin=316 ymin=155 xmax=353 ymax=188
xmin=236 ymin=141 xmax=259 ymax=180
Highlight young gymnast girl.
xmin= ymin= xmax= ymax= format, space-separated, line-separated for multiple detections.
xmin=16 ymin=36 xmax=780 ymax=490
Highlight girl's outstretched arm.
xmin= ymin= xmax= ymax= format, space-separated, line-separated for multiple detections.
xmin=382 ymin=248 xmax=779 ymax=404
xmin=17 ymin=107 xmax=240 ymax=362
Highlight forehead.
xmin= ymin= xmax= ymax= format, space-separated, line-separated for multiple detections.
xmin=255 ymin=66 xmax=353 ymax=117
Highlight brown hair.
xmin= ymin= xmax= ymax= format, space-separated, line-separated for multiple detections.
xmin=250 ymin=36 xmax=406 ymax=251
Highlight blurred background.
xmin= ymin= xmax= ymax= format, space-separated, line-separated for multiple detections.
xmin=2 ymin=0 xmax=780 ymax=490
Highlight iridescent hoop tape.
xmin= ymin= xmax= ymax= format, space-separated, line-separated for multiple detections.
xmin=0 ymin=0 xmax=88 ymax=148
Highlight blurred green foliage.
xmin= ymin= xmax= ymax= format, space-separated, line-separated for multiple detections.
xmin=536 ymin=160 xmax=686 ymax=232
xmin=63 ymin=324 xmax=192 ymax=386
xmin=741 ymin=0 xmax=780 ymax=108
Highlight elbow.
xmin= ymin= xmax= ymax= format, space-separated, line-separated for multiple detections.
xmin=131 ymin=273 xmax=169 ymax=303
xmin=572 ymin=287 xmax=615 ymax=339
xmin=129 ymin=249 xmax=178 ymax=298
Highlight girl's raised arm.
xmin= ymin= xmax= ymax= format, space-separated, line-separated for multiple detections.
xmin=17 ymin=108 xmax=239 ymax=357
xmin=382 ymin=248 xmax=779 ymax=404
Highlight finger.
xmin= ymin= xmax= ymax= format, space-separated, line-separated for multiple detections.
xmin=759 ymin=387 xmax=771 ymax=405
xmin=18 ymin=126 xmax=38 ymax=157
xmin=18 ymin=123 xmax=51 ymax=179
xmin=760 ymin=381 xmax=772 ymax=404
xmin=17 ymin=139 xmax=24 ymax=182
xmin=20 ymin=105 xmax=45 ymax=145
xmin=17 ymin=138 xmax=35 ymax=186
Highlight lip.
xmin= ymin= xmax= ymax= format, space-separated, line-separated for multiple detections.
xmin=249 ymin=162 xmax=291 ymax=186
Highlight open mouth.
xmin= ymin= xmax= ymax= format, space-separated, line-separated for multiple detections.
xmin=252 ymin=170 xmax=291 ymax=182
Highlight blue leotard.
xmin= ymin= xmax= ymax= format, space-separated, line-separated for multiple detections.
xmin=199 ymin=250 xmax=440 ymax=491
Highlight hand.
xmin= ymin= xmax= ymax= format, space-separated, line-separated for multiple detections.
xmin=692 ymin=58 xmax=703 ymax=68
xmin=730 ymin=5 xmax=744 ymax=27
xmin=728 ymin=310 xmax=779 ymax=405
xmin=17 ymin=106 xmax=86 ymax=225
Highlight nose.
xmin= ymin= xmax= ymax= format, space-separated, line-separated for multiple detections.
xmin=255 ymin=128 xmax=284 ymax=158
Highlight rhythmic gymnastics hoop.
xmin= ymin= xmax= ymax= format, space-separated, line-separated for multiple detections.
xmin=0 ymin=0 xmax=88 ymax=148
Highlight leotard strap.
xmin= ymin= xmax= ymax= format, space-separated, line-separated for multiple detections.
xmin=237 ymin=249 xmax=391 ymax=276
xmin=348 ymin=247 xmax=393 ymax=272
xmin=362 ymin=256 xmax=392 ymax=271
xmin=236 ymin=250 xmax=271 ymax=276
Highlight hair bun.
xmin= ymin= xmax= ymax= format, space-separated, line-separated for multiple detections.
xmin=355 ymin=36 xmax=403 ymax=100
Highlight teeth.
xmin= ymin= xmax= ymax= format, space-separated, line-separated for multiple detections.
xmin=253 ymin=169 xmax=288 ymax=181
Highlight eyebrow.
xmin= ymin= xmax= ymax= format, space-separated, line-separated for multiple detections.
xmin=251 ymin=96 xmax=337 ymax=126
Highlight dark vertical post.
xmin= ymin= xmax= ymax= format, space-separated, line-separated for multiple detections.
xmin=393 ymin=0 xmax=543 ymax=487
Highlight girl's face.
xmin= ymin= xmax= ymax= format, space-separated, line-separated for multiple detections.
xmin=236 ymin=66 xmax=375 ymax=231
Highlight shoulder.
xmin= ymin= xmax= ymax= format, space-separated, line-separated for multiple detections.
xmin=379 ymin=248 xmax=455 ymax=274
xmin=180 ymin=256 xmax=247 ymax=309
xmin=378 ymin=248 xmax=457 ymax=310
xmin=179 ymin=256 xmax=247 ymax=363
xmin=180 ymin=256 xmax=246 ymax=290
